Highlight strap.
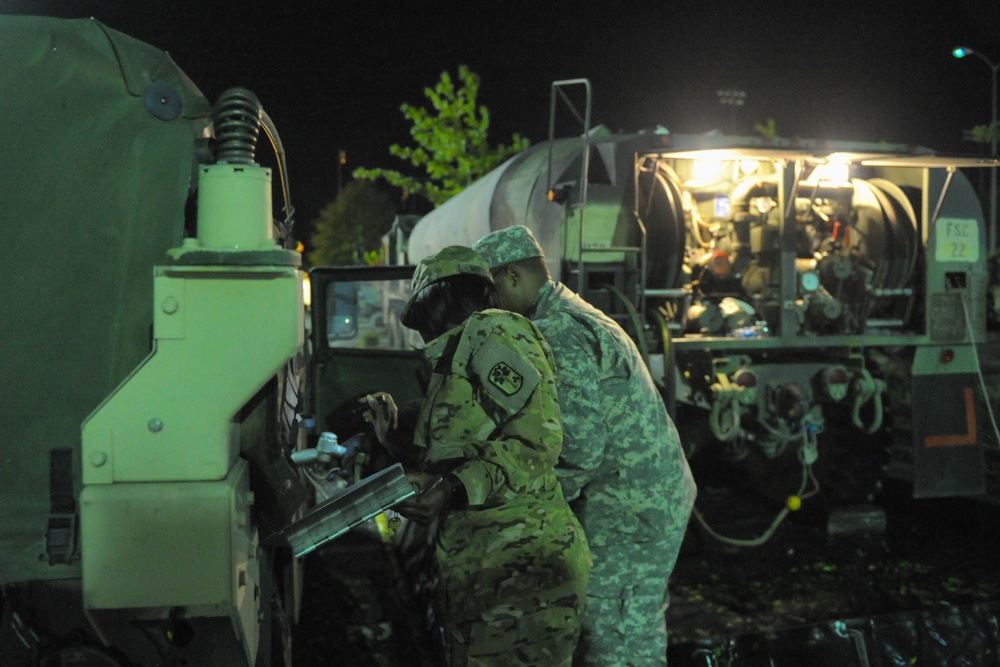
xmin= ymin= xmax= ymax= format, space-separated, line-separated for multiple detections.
xmin=45 ymin=448 xmax=77 ymax=565
xmin=49 ymin=448 xmax=75 ymax=514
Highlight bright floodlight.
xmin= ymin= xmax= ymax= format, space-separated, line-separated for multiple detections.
xmin=953 ymin=47 xmax=972 ymax=59
xmin=693 ymin=158 xmax=725 ymax=182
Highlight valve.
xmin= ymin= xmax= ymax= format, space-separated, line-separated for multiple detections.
xmin=849 ymin=368 xmax=887 ymax=434
xmin=290 ymin=432 xmax=347 ymax=467
xmin=709 ymin=373 xmax=744 ymax=441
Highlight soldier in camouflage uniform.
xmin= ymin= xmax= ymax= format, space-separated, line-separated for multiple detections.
xmin=473 ymin=227 xmax=697 ymax=667
xmin=393 ymin=245 xmax=591 ymax=667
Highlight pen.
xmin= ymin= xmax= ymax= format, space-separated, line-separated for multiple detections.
xmin=416 ymin=476 xmax=445 ymax=501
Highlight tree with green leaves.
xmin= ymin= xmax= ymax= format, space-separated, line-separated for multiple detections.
xmin=967 ymin=121 xmax=1000 ymax=145
xmin=308 ymin=180 xmax=397 ymax=266
xmin=754 ymin=118 xmax=777 ymax=139
xmin=353 ymin=65 xmax=530 ymax=207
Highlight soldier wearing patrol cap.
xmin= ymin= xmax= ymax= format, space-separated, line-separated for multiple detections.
xmin=392 ymin=245 xmax=591 ymax=667
xmin=473 ymin=226 xmax=697 ymax=667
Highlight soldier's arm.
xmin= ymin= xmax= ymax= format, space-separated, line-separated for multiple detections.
xmin=539 ymin=319 xmax=606 ymax=501
xmin=446 ymin=326 xmax=562 ymax=506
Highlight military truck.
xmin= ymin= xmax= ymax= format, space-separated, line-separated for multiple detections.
xmin=367 ymin=80 xmax=1000 ymax=515
xmin=1 ymin=16 xmax=309 ymax=666
xmin=306 ymin=82 xmax=1000 ymax=537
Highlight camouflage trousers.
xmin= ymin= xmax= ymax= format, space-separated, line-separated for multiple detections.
xmin=436 ymin=498 xmax=591 ymax=666
xmin=573 ymin=540 xmax=684 ymax=667
xmin=444 ymin=598 xmax=584 ymax=667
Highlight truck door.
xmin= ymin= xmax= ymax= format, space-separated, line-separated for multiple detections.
xmin=307 ymin=266 xmax=427 ymax=449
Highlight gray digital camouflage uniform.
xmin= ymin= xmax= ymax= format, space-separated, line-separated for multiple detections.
xmin=474 ymin=227 xmax=697 ymax=667
xmin=414 ymin=305 xmax=591 ymax=666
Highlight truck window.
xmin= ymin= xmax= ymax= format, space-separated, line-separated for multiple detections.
xmin=324 ymin=278 xmax=422 ymax=351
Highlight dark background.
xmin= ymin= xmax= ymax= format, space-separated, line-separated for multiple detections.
xmin=4 ymin=0 xmax=1000 ymax=243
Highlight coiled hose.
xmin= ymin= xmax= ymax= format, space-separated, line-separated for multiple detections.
xmin=214 ymin=87 xmax=262 ymax=165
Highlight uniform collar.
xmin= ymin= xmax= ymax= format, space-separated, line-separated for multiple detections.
xmin=525 ymin=280 xmax=556 ymax=320
xmin=527 ymin=280 xmax=557 ymax=319
xmin=422 ymin=321 xmax=464 ymax=365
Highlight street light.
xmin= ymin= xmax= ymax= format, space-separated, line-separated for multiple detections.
xmin=953 ymin=46 xmax=999 ymax=252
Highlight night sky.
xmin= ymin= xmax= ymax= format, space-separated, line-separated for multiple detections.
xmin=4 ymin=0 xmax=1000 ymax=240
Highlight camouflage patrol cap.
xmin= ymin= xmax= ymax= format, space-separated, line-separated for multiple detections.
xmin=471 ymin=225 xmax=545 ymax=270
xmin=401 ymin=245 xmax=494 ymax=327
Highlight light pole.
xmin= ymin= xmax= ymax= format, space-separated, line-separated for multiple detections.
xmin=337 ymin=149 xmax=346 ymax=195
xmin=953 ymin=46 xmax=999 ymax=252
xmin=717 ymin=89 xmax=746 ymax=135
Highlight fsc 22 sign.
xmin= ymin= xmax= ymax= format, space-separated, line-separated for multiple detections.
xmin=935 ymin=217 xmax=980 ymax=263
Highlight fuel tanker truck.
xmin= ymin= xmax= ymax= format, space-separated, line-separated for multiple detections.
xmin=401 ymin=80 xmax=1000 ymax=510
xmin=0 ymin=16 xmax=312 ymax=666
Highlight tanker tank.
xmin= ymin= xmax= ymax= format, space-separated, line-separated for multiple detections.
xmin=409 ymin=126 xmax=687 ymax=300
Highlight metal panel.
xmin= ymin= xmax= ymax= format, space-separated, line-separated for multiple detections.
xmin=911 ymin=353 xmax=986 ymax=497
xmin=81 ymin=460 xmax=251 ymax=609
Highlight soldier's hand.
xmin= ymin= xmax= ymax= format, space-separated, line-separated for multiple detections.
xmin=396 ymin=472 xmax=451 ymax=525
xmin=359 ymin=392 xmax=398 ymax=443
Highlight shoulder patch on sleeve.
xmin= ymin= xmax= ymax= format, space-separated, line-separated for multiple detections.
xmin=470 ymin=337 xmax=541 ymax=414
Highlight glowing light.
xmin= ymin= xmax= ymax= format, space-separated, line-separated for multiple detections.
xmin=824 ymin=163 xmax=850 ymax=183
xmin=803 ymin=154 xmax=852 ymax=187
xmin=692 ymin=159 xmax=725 ymax=182
xmin=822 ymin=154 xmax=852 ymax=183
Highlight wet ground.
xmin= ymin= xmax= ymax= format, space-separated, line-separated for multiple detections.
xmin=665 ymin=480 xmax=1000 ymax=664
xmin=292 ymin=474 xmax=1000 ymax=666
xmin=291 ymin=327 xmax=1000 ymax=665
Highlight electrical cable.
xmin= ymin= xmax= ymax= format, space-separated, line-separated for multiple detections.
xmin=259 ymin=109 xmax=295 ymax=243
xmin=302 ymin=468 xmax=332 ymax=500
xmin=692 ymin=437 xmax=819 ymax=548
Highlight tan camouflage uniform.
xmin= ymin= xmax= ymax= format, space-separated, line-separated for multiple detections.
xmin=474 ymin=227 xmax=697 ymax=667
xmin=405 ymin=247 xmax=591 ymax=666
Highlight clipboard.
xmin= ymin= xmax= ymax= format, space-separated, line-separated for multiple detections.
xmin=264 ymin=463 xmax=415 ymax=557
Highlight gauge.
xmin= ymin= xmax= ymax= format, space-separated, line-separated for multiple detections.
xmin=800 ymin=270 xmax=821 ymax=293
